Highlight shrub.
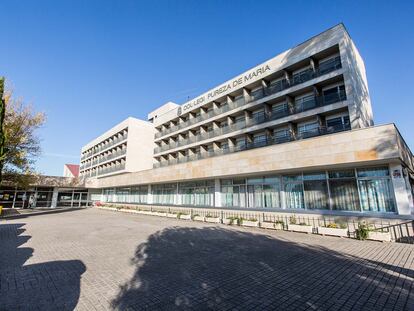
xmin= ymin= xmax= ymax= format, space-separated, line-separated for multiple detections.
xmin=299 ymin=222 xmax=308 ymax=226
xmin=326 ymin=223 xmax=338 ymax=229
xmin=355 ymin=222 xmax=370 ymax=240
xmin=275 ymin=220 xmax=284 ymax=225
xmin=289 ymin=215 xmax=297 ymax=225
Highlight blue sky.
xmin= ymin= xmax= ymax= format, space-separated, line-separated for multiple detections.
xmin=1 ymin=0 xmax=413 ymax=176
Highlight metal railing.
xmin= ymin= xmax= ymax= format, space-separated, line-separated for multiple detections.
xmin=154 ymin=57 xmax=342 ymax=140
xmin=154 ymin=122 xmax=350 ymax=168
xmin=154 ymin=90 xmax=346 ymax=154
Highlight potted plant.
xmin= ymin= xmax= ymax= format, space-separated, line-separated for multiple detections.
xmin=241 ymin=217 xmax=259 ymax=227
xmin=355 ymin=222 xmax=391 ymax=242
xmin=192 ymin=214 xmax=205 ymax=222
xmin=317 ymin=223 xmax=348 ymax=237
xmin=205 ymin=213 xmax=220 ymax=223
xmin=288 ymin=216 xmax=313 ymax=234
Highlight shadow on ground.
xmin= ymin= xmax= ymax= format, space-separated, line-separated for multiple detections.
xmin=111 ymin=226 xmax=413 ymax=310
xmin=0 ymin=223 xmax=86 ymax=311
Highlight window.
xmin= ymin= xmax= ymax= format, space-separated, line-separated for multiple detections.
xmin=298 ymin=122 xmax=319 ymax=138
xmin=303 ymin=173 xmax=329 ymax=209
xmin=318 ymin=55 xmax=341 ymax=74
xmin=272 ymin=102 xmax=289 ymax=117
xmin=295 ymin=94 xmax=316 ymax=111
xmin=328 ymin=170 xmax=360 ymax=211
xmin=152 ymin=184 xmax=176 ymax=205
xmin=323 ymin=85 xmax=345 ymax=104
xmin=179 ymin=181 xmax=214 ymax=206
xmin=357 ymin=167 xmax=395 ymax=212
xmin=326 ymin=115 xmax=350 ymax=131
xmin=252 ymin=109 xmax=265 ymax=122
xmin=221 ymin=179 xmax=247 ymax=207
xmin=283 ymin=175 xmax=305 ymax=209
xmin=246 ymin=177 xmax=281 ymax=208
xmin=292 ymin=67 xmax=313 ymax=84
xmin=253 ymin=133 xmax=267 ymax=146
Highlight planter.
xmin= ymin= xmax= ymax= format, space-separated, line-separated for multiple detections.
xmin=261 ymin=222 xmax=284 ymax=230
xmin=368 ymin=231 xmax=391 ymax=242
xmin=179 ymin=214 xmax=191 ymax=220
xmin=288 ymin=224 xmax=313 ymax=234
xmin=223 ymin=218 xmax=238 ymax=225
xmin=241 ymin=220 xmax=259 ymax=227
xmin=152 ymin=211 xmax=167 ymax=217
xmin=193 ymin=216 xmax=205 ymax=222
xmin=261 ymin=222 xmax=275 ymax=229
xmin=167 ymin=213 xmax=178 ymax=218
xmin=317 ymin=227 xmax=348 ymax=237
xmin=205 ymin=217 xmax=220 ymax=223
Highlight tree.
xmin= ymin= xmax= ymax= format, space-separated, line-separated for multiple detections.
xmin=0 ymin=79 xmax=46 ymax=187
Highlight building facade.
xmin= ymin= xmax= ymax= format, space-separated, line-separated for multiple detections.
xmin=79 ymin=117 xmax=154 ymax=178
xmin=79 ymin=24 xmax=413 ymax=217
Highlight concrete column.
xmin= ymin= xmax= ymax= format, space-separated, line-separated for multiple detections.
xmin=390 ymin=163 xmax=411 ymax=215
xmin=175 ymin=183 xmax=181 ymax=206
xmin=244 ymin=110 xmax=252 ymax=125
xmin=51 ymin=187 xmax=59 ymax=208
xmin=228 ymin=138 xmax=235 ymax=149
xmin=242 ymin=88 xmax=250 ymax=103
xmin=403 ymin=168 xmax=414 ymax=212
xmin=147 ymin=184 xmax=153 ymax=204
xmin=286 ymin=95 xmax=295 ymax=113
xmin=214 ymin=178 xmax=221 ymax=207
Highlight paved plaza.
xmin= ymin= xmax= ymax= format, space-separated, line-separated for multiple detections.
xmin=0 ymin=208 xmax=413 ymax=310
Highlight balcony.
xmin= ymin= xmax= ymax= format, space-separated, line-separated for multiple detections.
xmin=97 ymin=163 xmax=126 ymax=176
xmin=154 ymin=56 xmax=342 ymax=140
xmin=153 ymin=122 xmax=351 ymax=169
xmin=153 ymin=90 xmax=346 ymax=154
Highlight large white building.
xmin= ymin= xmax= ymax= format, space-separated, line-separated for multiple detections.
xmin=79 ymin=24 xmax=414 ymax=217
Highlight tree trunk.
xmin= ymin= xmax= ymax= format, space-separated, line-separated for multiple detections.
xmin=0 ymin=77 xmax=5 ymax=185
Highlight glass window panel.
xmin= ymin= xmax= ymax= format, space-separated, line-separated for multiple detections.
xmin=304 ymin=180 xmax=329 ymax=209
xmin=303 ymin=173 xmax=326 ymax=181
xmin=357 ymin=167 xmax=389 ymax=178
xmin=284 ymin=183 xmax=304 ymax=209
xmin=329 ymin=179 xmax=360 ymax=211
xmin=328 ymin=170 xmax=355 ymax=179
xmin=358 ymin=179 xmax=395 ymax=212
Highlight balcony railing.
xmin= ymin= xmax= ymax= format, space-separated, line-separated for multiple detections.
xmin=97 ymin=163 xmax=126 ymax=176
xmin=154 ymin=56 xmax=342 ymax=140
xmin=153 ymin=90 xmax=346 ymax=154
xmin=153 ymin=122 xmax=351 ymax=168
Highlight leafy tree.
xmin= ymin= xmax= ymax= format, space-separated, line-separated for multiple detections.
xmin=0 ymin=77 xmax=5 ymax=184
xmin=0 ymin=79 xmax=46 ymax=187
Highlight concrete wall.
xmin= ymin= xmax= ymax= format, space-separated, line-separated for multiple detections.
xmin=125 ymin=119 xmax=155 ymax=172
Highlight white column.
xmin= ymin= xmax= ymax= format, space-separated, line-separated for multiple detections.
xmin=390 ymin=163 xmax=411 ymax=215
xmin=147 ymin=184 xmax=153 ymax=204
xmin=51 ymin=187 xmax=59 ymax=208
xmin=214 ymin=179 xmax=221 ymax=207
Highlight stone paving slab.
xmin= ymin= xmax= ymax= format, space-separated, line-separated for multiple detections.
xmin=0 ymin=208 xmax=413 ymax=310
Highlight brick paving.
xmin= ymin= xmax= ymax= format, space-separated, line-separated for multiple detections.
xmin=0 ymin=208 xmax=413 ymax=311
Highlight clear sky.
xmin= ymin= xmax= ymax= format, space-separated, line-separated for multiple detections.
xmin=1 ymin=0 xmax=413 ymax=176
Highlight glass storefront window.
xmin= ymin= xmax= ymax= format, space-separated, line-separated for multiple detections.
xmin=328 ymin=170 xmax=360 ymax=211
xmin=357 ymin=167 xmax=395 ymax=212
xmin=303 ymin=173 xmax=329 ymax=210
